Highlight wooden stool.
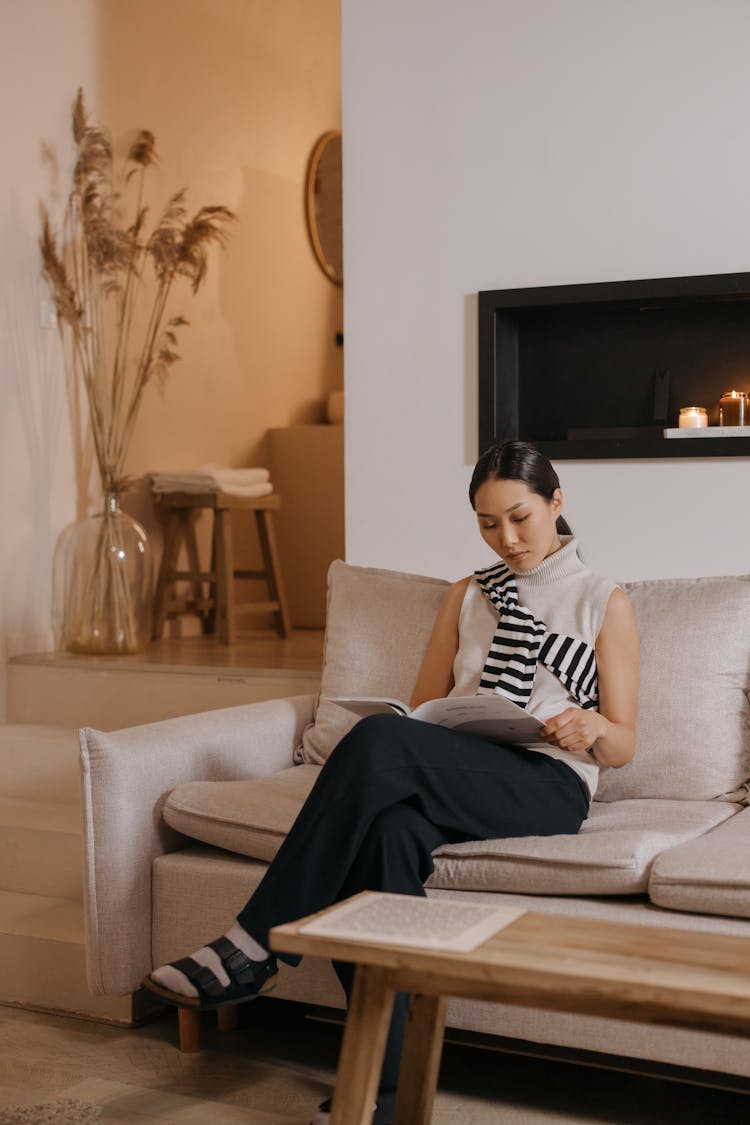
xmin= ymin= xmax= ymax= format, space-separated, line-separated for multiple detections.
xmin=152 ymin=491 xmax=291 ymax=642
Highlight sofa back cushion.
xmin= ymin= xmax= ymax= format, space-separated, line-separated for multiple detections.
xmin=297 ymin=560 xmax=450 ymax=764
xmin=596 ymin=575 xmax=750 ymax=802
xmin=298 ymin=562 xmax=750 ymax=803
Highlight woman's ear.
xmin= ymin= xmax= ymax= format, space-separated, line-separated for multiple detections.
xmin=552 ymin=487 xmax=563 ymax=518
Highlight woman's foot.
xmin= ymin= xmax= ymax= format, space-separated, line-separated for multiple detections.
xmin=142 ymin=923 xmax=277 ymax=1011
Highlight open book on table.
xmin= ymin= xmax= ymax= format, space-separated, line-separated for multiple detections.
xmin=329 ymin=693 xmax=548 ymax=749
xmin=298 ymin=891 xmax=526 ymax=952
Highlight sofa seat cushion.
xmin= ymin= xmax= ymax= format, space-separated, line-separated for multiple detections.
xmin=163 ymin=764 xmax=322 ymax=863
xmin=297 ymin=561 xmax=450 ymax=765
xmin=427 ymin=799 xmax=738 ymax=896
xmin=165 ymin=767 xmax=738 ymax=898
xmin=649 ymin=806 xmax=750 ymax=919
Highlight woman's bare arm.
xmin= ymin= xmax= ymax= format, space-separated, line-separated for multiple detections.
xmin=410 ymin=577 xmax=471 ymax=708
xmin=541 ymin=588 xmax=639 ymax=767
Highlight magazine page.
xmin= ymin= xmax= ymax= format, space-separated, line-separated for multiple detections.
xmin=299 ymin=892 xmax=525 ymax=952
xmin=412 ymin=695 xmax=547 ymax=747
xmin=330 ymin=694 xmax=548 ymax=747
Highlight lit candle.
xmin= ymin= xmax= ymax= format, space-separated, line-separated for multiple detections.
xmin=678 ymin=406 xmax=708 ymax=429
xmin=718 ymin=390 xmax=749 ymax=427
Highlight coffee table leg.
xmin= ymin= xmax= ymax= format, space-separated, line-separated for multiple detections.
xmin=331 ymin=965 xmax=395 ymax=1125
xmin=394 ymin=993 xmax=447 ymax=1125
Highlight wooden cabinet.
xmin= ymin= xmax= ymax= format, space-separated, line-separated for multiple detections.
xmin=269 ymin=425 xmax=344 ymax=627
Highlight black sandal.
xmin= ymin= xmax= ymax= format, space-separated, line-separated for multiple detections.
xmin=142 ymin=937 xmax=278 ymax=1011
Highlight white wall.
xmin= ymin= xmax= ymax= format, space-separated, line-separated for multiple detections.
xmin=342 ymin=0 xmax=750 ymax=582
xmin=0 ymin=0 xmax=97 ymax=716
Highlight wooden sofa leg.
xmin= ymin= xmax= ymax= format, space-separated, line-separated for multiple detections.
xmin=217 ymin=1006 xmax=239 ymax=1032
xmin=178 ymin=1008 xmax=201 ymax=1053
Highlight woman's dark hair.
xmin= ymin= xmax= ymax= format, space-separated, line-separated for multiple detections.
xmin=469 ymin=441 xmax=572 ymax=536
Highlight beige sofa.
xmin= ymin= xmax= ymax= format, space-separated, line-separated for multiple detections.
xmin=80 ymin=561 xmax=750 ymax=1079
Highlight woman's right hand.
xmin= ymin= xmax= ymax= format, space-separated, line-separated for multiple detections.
xmin=541 ymin=706 xmax=609 ymax=754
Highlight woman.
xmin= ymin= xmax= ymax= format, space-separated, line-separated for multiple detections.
xmin=144 ymin=441 xmax=639 ymax=1125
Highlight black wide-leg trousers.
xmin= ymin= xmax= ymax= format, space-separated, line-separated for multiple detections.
xmin=237 ymin=713 xmax=590 ymax=1099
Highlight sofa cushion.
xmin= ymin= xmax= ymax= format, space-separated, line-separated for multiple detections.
xmin=297 ymin=565 xmax=750 ymax=800
xmin=427 ymin=799 xmax=738 ymax=896
xmin=164 ymin=766 xmax=737 ymax=897
xmin=297 ymin=560 xmax=450 ymax=765
xmin=163 ymin=764 xmax=321 ymax=863
xmin=649 ymin=806 xmax=750 ymax=919
xmin=595 ymin=575 xmax=750 ymax=803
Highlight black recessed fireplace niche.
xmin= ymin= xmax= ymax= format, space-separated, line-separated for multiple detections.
xmin=478 ymin=272 xmax=750 ymax=459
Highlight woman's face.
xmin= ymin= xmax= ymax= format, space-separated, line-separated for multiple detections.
xmin=473 ymin=477 xmax=563 ymax=572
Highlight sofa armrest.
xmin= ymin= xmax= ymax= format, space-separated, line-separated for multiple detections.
xmin=79 ymin=694 xmax=316 ymax=996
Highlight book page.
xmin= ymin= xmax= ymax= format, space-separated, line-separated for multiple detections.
xmin=299 ymin=892 xmax=525 ymax=952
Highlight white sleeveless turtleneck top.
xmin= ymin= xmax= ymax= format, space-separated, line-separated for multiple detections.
xmin=449 ymin=537 xmax=616 ymax=798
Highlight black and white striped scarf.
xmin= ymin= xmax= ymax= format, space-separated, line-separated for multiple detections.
xmin=474 ymin=560 xmax=599 ymax=710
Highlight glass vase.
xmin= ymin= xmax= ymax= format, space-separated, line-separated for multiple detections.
xmin=52 ymin=491 xmax=153 ymax=654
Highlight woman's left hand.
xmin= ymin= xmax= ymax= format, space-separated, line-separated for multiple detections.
xmin=540 ymin=707 xmax=608 ymax=754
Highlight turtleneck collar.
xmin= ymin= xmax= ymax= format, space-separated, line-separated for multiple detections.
xmin=514 ymin=535 xmax=585 ymax=587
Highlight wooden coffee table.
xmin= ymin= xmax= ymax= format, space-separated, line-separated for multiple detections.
xmin=270 ymin=892 xmax=750 ymax=1125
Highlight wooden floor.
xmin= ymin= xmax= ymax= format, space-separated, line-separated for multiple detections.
xmin=0 ymin=999 xmax=747 ymax=1123
xmin=11 ymin=629 xmax=326 ymax=675
xmin=145 ymin=630 xmax=326 ymax=672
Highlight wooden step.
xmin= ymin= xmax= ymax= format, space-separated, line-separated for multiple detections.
xmin=0 ymin=641 xmax=323 ymax=1023
xmin=8 ymin=653 xmax=320 ymax=730
xmin=0 ymin=725 xmax=80 ymax=803
xmin=0 ymin=889 xmax=131 ymax=1021
xmin=0 ymin=796 xmax=82 ymax=899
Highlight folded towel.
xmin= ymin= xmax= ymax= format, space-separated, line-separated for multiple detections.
xmin=150 ymin=473 xmax=213 ymax=488
xmin=216 ymin=481 xmax=274 ymax=498
xmin=150 ymin=465 xmax=270 ymax=484
xmin=149 ymin=467 xmax=274 ymax=499
xmin=198 ymin=464 xmax=270 ymax=486
xmin=151 ymin=480 xmax=274 ymax=498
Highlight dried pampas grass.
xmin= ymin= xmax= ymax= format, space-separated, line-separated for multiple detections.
xmin=40 ymin=88 xmax=235 ymax=494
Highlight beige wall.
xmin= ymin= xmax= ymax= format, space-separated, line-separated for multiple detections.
xmin=0 ymin=0 xmax=341 ymax=713
xmin=0 ymin=0 xmax=98 ymax=714
xmin=95 ymin=0 xmax=343 ymax=551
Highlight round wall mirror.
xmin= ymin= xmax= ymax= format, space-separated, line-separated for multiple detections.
xmin=306 ymin=131 xmax=343 ymax=286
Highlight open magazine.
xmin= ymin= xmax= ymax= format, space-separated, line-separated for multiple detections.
xmin=298 ymin=891 xmax=526 ymax=952
xmin=329 ymin=693 xmax=548 ymax=748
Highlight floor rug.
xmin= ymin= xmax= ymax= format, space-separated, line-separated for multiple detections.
xmin=0 ymin=1100 xmax=101 ymax=1125
xmin=56 ymin=1078 xmax=313 ymax=1123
